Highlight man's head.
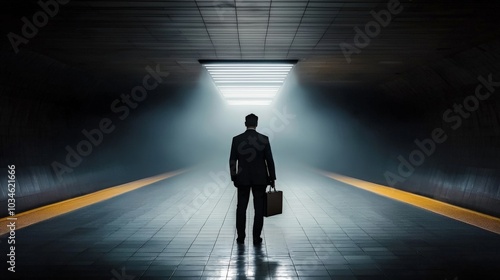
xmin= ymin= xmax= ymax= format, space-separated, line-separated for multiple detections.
xmin=245 ymin=113 xmax=258 ymax=128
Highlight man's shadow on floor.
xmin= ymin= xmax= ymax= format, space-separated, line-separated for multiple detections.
xmin=235 ymin=244 xmax=279 ymax=279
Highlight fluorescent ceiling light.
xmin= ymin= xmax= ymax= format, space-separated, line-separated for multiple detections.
xmin=227 ymin=100 xmax=273 ymax=106
xmin=200 ymin=60 xmax=297 ymax=106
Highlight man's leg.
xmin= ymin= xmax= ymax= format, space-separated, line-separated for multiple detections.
xmin=236 ymin=186 xmax=251 ymax=242
xmin=252 ymin=185 xmax=267 ymax=243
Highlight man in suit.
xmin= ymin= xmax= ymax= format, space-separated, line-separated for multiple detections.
xmin=229 ymin=113 xmax=276 ymax=245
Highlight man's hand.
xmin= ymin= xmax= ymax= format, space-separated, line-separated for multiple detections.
xmin=269 ymin=180 xmax=275 ymax=188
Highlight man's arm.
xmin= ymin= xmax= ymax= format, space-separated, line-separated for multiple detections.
xmin=229 ymin=138 xmax=238 ymax=182
xmin=264 ymin=138 xmax=276 ymax=183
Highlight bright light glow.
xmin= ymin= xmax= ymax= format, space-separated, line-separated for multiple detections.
xmin=202 ymin=62 xmax=295 ymax=106
xmin=223 ymin=93 xmax=276 ymax=99
xmin=227 ymin=100 xmax=273 ymax=106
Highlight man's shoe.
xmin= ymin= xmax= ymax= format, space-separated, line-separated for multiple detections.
xmin=253 ymin=237 xmax=262 ymax=245
xmin=236 ymin=238 xmax=245 ymax=244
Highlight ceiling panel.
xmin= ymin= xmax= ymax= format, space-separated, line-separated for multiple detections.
xmin=2 ymin=0 xmax=500 ymax=85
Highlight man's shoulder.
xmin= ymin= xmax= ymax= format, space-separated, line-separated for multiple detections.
xmin=232 ymin=132 xmax=246 ymax=140
xmin=256 ymin=131 xmax=269 ymax=139
xmin=233 ymin=130 xmax=269 ymax=142
xmin=233 ymin=130 xmax=268 ymax=137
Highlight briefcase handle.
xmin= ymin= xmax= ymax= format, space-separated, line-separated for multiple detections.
xmin=267 ymin=185 xmax=278 ymax=193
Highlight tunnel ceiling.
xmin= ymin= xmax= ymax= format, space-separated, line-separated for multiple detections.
xmin=2 ymin=0 xmax=500 ymax=85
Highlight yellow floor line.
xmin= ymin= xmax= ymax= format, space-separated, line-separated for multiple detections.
xmin=319 ymin=171 xmax=500 ymax=235
xmin=0 ymin=169 xmax=186 ymax=236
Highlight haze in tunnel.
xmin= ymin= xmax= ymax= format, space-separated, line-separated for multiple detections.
xmin=160 ymin=70 xmax=392 ymax=184
xmin=146 ymin=70 xmax=356 ymax=176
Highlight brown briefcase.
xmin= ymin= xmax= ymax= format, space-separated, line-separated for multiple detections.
xmin=264 ymin=186 xmax=282 ymax=217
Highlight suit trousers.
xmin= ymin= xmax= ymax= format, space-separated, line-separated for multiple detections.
xmin=236 ymin=185 xmax=267 ymax=240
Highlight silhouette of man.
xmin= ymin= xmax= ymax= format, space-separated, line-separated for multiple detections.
xmin=230 ymin=113 xmax=276 ymax=245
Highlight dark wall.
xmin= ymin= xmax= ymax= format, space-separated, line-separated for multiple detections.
xmin=0 ymin=50 xmax=193 ymax=217
xmin=297 ymin=41 xmax=500 ymax=217
xmin=378 ymin=41 xmax=500 ymax=217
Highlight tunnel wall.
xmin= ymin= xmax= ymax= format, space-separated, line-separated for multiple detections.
xmin=300 ymin=41 xmax=500 ymax=217
xmin=377 ymin=41 xmax=500 ymax=217
xmin=0 ymin=51 xmax=188 ymax=217
xmin=182 ymin=40 xmax=500 ymax=218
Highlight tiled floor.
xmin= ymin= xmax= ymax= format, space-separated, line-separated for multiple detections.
xmin=1 ymin=161 xmax=500 ymax=280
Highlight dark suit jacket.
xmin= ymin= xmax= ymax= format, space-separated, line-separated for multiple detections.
xmin=229 ymin=129 xmax=276 ymax=186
